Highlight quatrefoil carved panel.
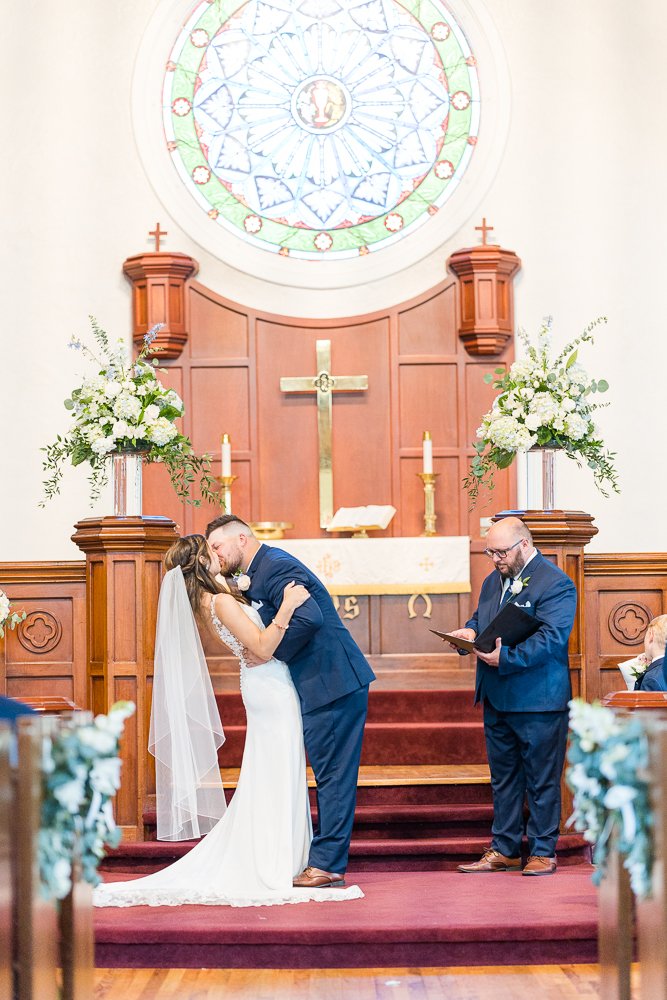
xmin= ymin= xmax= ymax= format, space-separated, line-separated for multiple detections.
xmin=608 ymin=602 xmax=652 ymax=646
xmin=17 ymin=611 xmax=63 ymax=654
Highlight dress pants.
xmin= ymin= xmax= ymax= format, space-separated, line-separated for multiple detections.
xmin=483 ymin=699 xmax=569 ymax=858
xmin=301 ymin=685 xmax=369 ymax=874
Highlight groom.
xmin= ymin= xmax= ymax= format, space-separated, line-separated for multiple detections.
xmin=206 ymin=514 xmax=376 ymax=887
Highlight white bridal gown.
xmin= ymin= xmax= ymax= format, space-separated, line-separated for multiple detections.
xmin=94 ymin=602 xmax=363 ymax=907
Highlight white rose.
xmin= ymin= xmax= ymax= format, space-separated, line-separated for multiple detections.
xmin=104 ymin=382 xmax=121 ymax=399
xmin=235 ymin=574 xmax=251 ymax=592
xmin=144 ymin=404 xmax=160 ymax=422
xmin=510 ymin=579 xmax=524 ymax=595
xmin=112 ymin=420 xmax=129 ymax=439
xmin=524 ymin=413 xmax=541 ymax=431
xmin=561 ymin=397 xmax=576 ymax=412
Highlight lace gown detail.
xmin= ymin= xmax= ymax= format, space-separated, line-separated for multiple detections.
xmin=94 ymin=600 xmax=363 ymax=907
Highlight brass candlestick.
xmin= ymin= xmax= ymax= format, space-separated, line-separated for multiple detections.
xmin=417 ymin=472 xmax=439 ymax=536
xmin=218 ymin=475 xmax=238 ymax=514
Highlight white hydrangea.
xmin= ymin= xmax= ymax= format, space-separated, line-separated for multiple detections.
xmin=165 ymin=389 xmax=184 ymax=412
xmin=113 ymin=393 xmax=142 ymax=421
xmin=90 ymin=757 xmax=122 ymax=796
xmin=564 ymin=412 xmax=589 ymax=440
xmin=486 ymin=415 xmax=535 ymax=452
xmin=0 ymin=592 xmax=9 ymax=622
xmin=147 ymin=417 xmax=178 ymax=446
xmin=104 ymin=381 xmax=122 ymax=399
xmin=54 ymin=778 xmax=86 ymax=813
xmin=91 ymin=436 xmax=116 ymax=456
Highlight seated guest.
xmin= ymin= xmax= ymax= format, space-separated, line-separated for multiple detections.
xmin=634 ymin=615 xmax=667 ymax=691
xmin=0 ymin=695 xmax=36 ymax=723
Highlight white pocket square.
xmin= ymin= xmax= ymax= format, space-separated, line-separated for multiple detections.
xmin=515 ymin=601 xmax=531 ymax=608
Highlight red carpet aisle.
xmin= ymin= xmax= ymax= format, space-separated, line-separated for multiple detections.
xmin=94 ymin=867 xmax=599 ymax=969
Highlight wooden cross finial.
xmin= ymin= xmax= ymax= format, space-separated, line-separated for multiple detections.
xmin=149 ymin=222 xmax=167 ymax=252
xmin=474 ymin=217 xmax=494 ymax=246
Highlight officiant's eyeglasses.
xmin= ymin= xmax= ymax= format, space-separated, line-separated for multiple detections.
xmin=483 ymin=539 xmax=523 ymax=560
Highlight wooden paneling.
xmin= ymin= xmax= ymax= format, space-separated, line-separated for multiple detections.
xmin=0 ymin=562 xmax=86 ymax=708
xmin=584 ymin=554 xmax=667 ymax=703
xmin=136 ymin=273 xmax=514 ymax=543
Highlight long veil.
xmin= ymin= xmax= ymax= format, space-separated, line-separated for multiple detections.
xmin=149 ymin=566 xmax=227 ymax=841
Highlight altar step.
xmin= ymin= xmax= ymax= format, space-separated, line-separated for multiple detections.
xmin=213 ymin=690 xmax=488 ymax=767
xmin=103 ymin=764 xmax=591 ymax=873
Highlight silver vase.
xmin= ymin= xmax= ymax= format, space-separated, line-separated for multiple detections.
xmin=111 ymin=451 xmax=144 ymax=517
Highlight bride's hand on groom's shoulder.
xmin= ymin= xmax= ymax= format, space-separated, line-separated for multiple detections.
xmin=283 ymin=581 xmax=310 ymax=610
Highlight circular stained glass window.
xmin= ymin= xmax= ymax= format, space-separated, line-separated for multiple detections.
xmin=164 ymin=0 xmax=480 ymax=260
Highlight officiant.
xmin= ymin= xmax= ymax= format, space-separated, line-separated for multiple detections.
xmin=448 ymin=517 xmax=577 ymax=877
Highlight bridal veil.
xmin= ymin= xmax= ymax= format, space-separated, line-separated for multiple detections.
xmin=149 ymin=566 xmax=227 ymax=840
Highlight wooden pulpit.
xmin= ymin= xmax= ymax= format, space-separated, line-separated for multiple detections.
xmin=72 ymin=515 xmax=178 ymax=839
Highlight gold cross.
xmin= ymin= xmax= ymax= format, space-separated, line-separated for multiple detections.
xmin=280 ymin=340 xmax=368 ymax=528
xmin=474 ymin=217 xmax=494 ymax=246
xmin=419 ymin=557 xmax=434 ymax=573
xmin=149 ymin=222 xmax=168 ymax=252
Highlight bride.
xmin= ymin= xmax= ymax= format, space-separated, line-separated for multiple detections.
xmin=94 ymin=534 xmax=363 ymax=907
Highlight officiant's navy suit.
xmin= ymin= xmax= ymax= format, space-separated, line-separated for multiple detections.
xmin=466 ymin=550 xmax=577 ymax=859
xmin=245 ymin=543 xmax=375 ymax=874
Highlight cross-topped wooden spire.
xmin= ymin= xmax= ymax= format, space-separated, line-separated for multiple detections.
xmin=149 ymin=222 xmax=168 ymax=252
xmin=474 ymin=217 xmax=494 ymax=246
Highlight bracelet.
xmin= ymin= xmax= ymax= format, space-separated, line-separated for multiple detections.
xmin=272 ymin=618 xmax=289 ymax=631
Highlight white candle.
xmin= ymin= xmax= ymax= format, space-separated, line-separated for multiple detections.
xmin=422 ymin=431 xmax=433 ymax=474
xmin=221 ymin=433 xmax=232 ymax=477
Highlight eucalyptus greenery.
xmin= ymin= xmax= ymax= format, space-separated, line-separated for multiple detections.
xmin=567 ymin=699 xmax=653 ymax=899
xmin=41 ymin=317 xmax=221 ymax=507
xmin=38 ymin=701 xmax=135 ymax=900
xmin=464 ymin=317 xmax=619 ymax=507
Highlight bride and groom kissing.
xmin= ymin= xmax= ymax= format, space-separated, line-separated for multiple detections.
xmin=95 ymin=514 xmax=376 ymax=908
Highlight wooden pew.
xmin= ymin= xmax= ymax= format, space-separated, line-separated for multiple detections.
xmin=0 ymin=724 xmax=12 ymax=1000
xmin=598 ymin=692 xmax=667 ymax=1000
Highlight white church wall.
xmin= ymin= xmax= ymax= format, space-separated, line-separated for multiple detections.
xmin=2 ymin=0 xmax=664 ymax=560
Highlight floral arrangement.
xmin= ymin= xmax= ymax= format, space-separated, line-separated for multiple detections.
xmin=41 ymin=317 xmax=220 ymax=506
xmin=0 ymin=588 xmax=26 ymax=639
xmin=38 ymin=700 xmax=135 ymax=900
xmin=464 ymin=317 xmax=620 ymax=506
xmin=566 ymin=698 xmax=653 ymax=898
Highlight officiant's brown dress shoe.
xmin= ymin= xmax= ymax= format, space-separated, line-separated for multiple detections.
xmin=292 ymin=866 xmax=345 ymax=888
xmin=522 ymin=855 xmax=557 ymax=876
xmin=457 ymin=849 xmax=521 ymax=873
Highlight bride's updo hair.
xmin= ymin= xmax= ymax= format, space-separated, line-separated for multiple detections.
xmin=164 ymin=534 xmax=244 ymax=617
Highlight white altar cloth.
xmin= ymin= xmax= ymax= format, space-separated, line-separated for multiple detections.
xmin=266 ymin=536 xmax=470 ymax=595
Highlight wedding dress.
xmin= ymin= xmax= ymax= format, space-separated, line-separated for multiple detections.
xmin=94 ymin=598 xmax=363 ymax=907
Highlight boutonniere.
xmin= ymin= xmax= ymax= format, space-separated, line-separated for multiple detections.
xmin=625 ymin=653 xmax=648 ymax=680
xmin=233 ymin=573 xmax=251 ymax=592
xmin=510 ymin=575 xmax=531 ymax=596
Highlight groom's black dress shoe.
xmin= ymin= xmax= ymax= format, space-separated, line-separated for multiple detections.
xmin=293 ymin=866 xmax=345 ymax=888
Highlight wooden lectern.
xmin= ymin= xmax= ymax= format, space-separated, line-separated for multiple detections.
xmin=72 ymin=515 xmax=178 ymax=839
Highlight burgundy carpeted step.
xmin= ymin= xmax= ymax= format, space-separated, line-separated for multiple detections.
xmin=214 ymin=689 xmax=480 ymax=726
xmin=215 ymin=720 xmax=487 ymax=767
xmin=94 ymin=868 xmax=600 ymax=969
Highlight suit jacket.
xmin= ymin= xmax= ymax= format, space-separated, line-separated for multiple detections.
xmin=635 ymin=656 xmax=667 ymax=692
xmin=245 ymin=544 xmax=376 ymax=713
xmin=0 ymin=695 xmax=37 ymax=723
xmin=466 ymin=550 xmax=577 ymax=712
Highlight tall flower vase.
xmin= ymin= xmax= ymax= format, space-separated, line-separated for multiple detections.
xmin=111 ymin=451 xmax=145 ymax=517
xmin=525 ymin=446 xmax=560 ymax=511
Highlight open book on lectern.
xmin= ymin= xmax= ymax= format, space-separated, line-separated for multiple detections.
xmin=430 ymin=602 xmax=543 ymax=654
xmin=326 ymin=506 xmax=396 ymax=531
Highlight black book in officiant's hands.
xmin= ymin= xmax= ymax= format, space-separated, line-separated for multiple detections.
xmin=430 ymin=602 xmax=543 ymax=654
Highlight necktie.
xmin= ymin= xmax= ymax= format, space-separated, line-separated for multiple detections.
xmin=499 ymin=582 xmax=513 ymax=610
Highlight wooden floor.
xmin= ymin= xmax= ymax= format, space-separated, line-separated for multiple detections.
xmin=94 ymin=965 xmax=639 ymax=999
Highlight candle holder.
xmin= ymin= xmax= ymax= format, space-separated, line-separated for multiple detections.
xmin=217 ymin=475 xmax=238 ymax=514
xmin=417 ymin=472 xmax=439 ymax=536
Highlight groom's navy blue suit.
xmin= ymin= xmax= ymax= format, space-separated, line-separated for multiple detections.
xmin=466 ymin=550 xmax=577 ymax=858
xmin=245 ymin=543 xmax=375 ymax=874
